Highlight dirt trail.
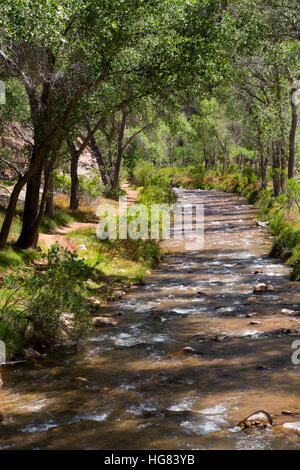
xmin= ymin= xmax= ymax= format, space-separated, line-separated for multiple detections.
xmin=39 ymin=183 xmax=139 ymax=251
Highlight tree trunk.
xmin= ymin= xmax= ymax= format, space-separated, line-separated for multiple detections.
xmin=288 ymin=78 xmax=299 ymax=179
xmin=0 ymin=143 xmax=45 ymax=250
xmin=15 ymin=164 xmax=43 ymax=249
xmin=112 ymin=109 xmax=127 ymax=190
xmin=272 ymin=142 xmax=281 ymax=197
xmin=45 ymin=170 xmax=55 ymax=218
xmin=68 ymin=139 xmax=80 ymax=211
xmin=89 ymin=136 xmax=110 ymax=187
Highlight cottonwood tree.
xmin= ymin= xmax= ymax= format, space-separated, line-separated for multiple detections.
xmin=2 ymin=0 xmax=213 ymax=248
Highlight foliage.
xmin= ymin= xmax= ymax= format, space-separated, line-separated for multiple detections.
xmin=0 ymin=244 xmax=92 ymax=354
xmin=138 ymin=175 xmax=178 ymax=205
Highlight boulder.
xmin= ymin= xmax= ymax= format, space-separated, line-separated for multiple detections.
xmin=24 ymin=347 xmax=42 ymax=359
xmin=249 ymin=320 xmax=261 ymax=325
xmin=247 ymin=312 xmax=259 ymax=318
xmin=274 ymin=422 xmax=300 ymax=435
xmin=92 ymin=316 xmax=120 ymax=328
xmin=281 ymin=309 xmax=297 ymax=316
xmin=87 ymin=297 xmax=101 ymax=307
xmin=181 ymin=346 xmax=203 ymax=355
xmin=253 ymin=283 xmax=274 ymax=294
xmin=214 ymin=334 xmax=227 ymax=342
xmin=114 ymin=290 xmax=126 ymax=298
xmin=237 ymin=409 xmax=273 ymax=429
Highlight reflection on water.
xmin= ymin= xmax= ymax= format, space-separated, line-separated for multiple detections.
xmin=0 ymin=189 xmax=299 ymax=449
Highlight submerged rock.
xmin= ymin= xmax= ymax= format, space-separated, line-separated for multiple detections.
xmin=237 ymin=409 xmax=273 ymax=429
xmin=274 ymin=422 xmax=300 ymax=435
xmin=92 ymin=316 xmax=120 ymax=327
xmin=245 ymin=297 xmax=258 ymax=303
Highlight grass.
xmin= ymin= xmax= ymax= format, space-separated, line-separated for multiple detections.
xmin=0 ymin=193 xmax=99 ymax=271
xmin=67 ymin=226 xmax=162 ymax=286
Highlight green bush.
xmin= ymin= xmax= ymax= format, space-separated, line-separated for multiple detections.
xmin=102 ymin=186 xmax=127 ymax=200
xmin=0 ymin=244 xmax=92 ymax=354
xmin=133 ymin=163 xmax=158 ymax=186
xmin=247 ymin=188 xmax=260 ymax=204
xmin=270 ymin=227 xmax=300 ymax=259
xmin=138 ymin=175 xmax=177 ymax=205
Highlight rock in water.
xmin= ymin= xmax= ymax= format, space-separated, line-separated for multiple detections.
xmin=24 ymin=347 xmax=42 ymax=359
xmin=281 ymin=309 xmax=297 ymax=316
xmin=181 ymin=347 xmax=203 ymax=355
xmin=0 ymin=411 xmax=3 ymax=422
xmin=247 ymin=312 xmax=259 ymax=318
xmin=274 ymin=422 xmax=300 ymax=435
xmin=253 ymin=283 xmax=274 ymax=294
xmin=92 ymin=316 xmax=120 ymax=327
xmin=237 ymin=409 xmax=273 ymax=429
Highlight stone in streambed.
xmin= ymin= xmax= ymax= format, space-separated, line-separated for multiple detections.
xmin=245 ymin=297 xmax=259 ymax=303
xmin=213 ymin=334 xmax=227 ymax=342
xmin=171 ymin=346 xmax=203 ymax=356
xmin=274 ymin=422 xmax=300 ymax=435
xmin=75 ymin=376 xmax=89 ymax=383
xmin=92 ymin=316 xmax=120 ymax=327
xmin=249 ymin=320 xmax=261 ymax=325
xmin=253 ymin=283 xmax=274 ymax=293
xmin=281 ymin=309 xmax=297 ymax=316
xmin=114 ymin=290 xmax=126 ymax=298
xmin=247 ymin=312 xmax=259 ymax=318
xmin=195 ymin=291 xmax=208 ymax=297
xmin=237 ymin=409 xmax=273 ymax=429
xmin=181 ymin=347 xmax=203 ymax=355
xmin=24 ymin=347 xmax=43 ymax=359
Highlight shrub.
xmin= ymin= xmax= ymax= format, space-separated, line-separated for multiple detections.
xmin=138 ymin=175 xmax=177 ymax=205
xmin=102 ymin=186 xmax=127 ymax=201
xmin=247 ymin=188 xmax=260 ymax=204
xmin=0 ymin=244 xmax=92 ymax=353
xmin=133 ymin=163 xmax=158 ymax=186
xmin=277 ymin=178 xmax=300 ymax=214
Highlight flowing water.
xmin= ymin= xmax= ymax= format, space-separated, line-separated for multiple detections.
xmin=0 ymin=189 xmax=300 ymax=450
